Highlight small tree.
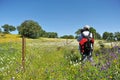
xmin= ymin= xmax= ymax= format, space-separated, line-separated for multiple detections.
xmin=95 ymin=32 xmax=101 ymax=39
xmin=2 ymin=24 xmax=16 ymax=34
xmin=75 ymin=29 xmax=82 ymax=36
xmin=17 ymin=20 xmax=42 ymax=38
xmin=114 ymin=32 xmax=120 ymax=41
xmin=60 ymin=35 xmax=74 ymax=39
xmin=102 ymin=32 xmax=114 ymax=41
xmin=0 ymin=28 xmax=2 ymax=33
xmin=47 ymin=32 xmax=58 ymax=38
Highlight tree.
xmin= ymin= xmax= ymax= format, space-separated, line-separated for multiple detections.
xmin=60 ymin=35 xmax=74 ymax=39
xmin=0 ymin=28 xmax=2 ymax=33
xmin=114 ymin=32 xmax=120 ymax=41
xmin=75 ymin=29 xmax=82 ymax=36
xmin=17 ymin=20 xmax=42 ymax=38
xmin=47 ymin=32 xmax=58 ymax=38
xmin=102 ymin=32 xmax=114 ymax=41
xmin=89 ymin=27 xmax=96 ymax=38
xmin=95 ymin=32 xmax=101 ymax=39
xmin=2 ymin=24 xmax=16 ymax=34
xmin=102 ymin=32 xmax=109 ymax=40
xmin=109 ymin=32 xmax=114 ymax=41
xmin=40 ymin=30 xmax=48 ymax=37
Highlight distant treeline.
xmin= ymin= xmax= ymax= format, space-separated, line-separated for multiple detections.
xmin=0 ymin=20 xmax=120 ymax=41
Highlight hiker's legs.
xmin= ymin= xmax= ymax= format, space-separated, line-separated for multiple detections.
xmin=87 ymin=51 xmax=93 ymax=62
xmin=81 ymin=53 xmax=87 ymax=62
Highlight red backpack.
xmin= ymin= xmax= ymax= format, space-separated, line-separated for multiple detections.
xmin=79 ymin=34 xmax=94 ymax=53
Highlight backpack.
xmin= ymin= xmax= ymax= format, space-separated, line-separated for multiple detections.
xmin=80 ymin=32 xmax=92 ymax=53
xmin=84 ymin=37 xmax=91 ymax=52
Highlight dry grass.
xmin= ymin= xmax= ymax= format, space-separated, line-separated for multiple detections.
xmin=0 ymin=34 xmax=21 ymax=43
xmin=0 ymin=34 xmax=114 ymax=47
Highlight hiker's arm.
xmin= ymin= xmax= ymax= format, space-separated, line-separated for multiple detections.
xmin=77 ymin=34 xmax=83 ymax=42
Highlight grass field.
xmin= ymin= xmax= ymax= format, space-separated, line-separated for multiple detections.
xmin=0 ymin=34 xmax=120 ymax=80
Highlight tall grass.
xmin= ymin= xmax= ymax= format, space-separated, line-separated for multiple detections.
xmin=0 ymin=35 xmax=120 ymax=80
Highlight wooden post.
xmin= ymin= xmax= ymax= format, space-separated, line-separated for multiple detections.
xmin=22 ymin=36 xmax=26 ymax=71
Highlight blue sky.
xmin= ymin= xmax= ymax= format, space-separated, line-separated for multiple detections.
xmin=0 ymin=0 xmax=120 ymax=36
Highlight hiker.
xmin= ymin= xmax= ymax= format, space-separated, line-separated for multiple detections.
xmin=77 ymin=25 xmax=94 ymax=62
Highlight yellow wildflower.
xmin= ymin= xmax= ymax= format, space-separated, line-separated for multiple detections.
xmin=109 ymin=76 xmax=112 ymax=79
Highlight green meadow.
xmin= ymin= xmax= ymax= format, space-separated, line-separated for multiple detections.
xmin=0 ymin=35 xmax=120 ymax=80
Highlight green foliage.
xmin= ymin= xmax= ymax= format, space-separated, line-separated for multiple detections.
xmin=39 ymin=30 xmax=47 ymax=37
xmin=64 ymin=47 xmax=80 ymax=64
xmin=17 ymin=20 xmax=42 ymax=38
xmin=95 ymin=32 xmax=101 ymax=39
xmin=47 ymin=32 xmax=58 ymax=38
xmin=1 ymin=24 xmax=16 ymax=34
xmin=103 ymin=32 xmax=112 ymax=40
xmin=60 ymin=35 xmax=74 ymax=39
xmin=17 ymin=20 xmax=58 ymax=38
xmin=102 ymin=32 xmax=120 ymax=41
xmin=0 ymin=38 xmax=120 ymax=80
xmin=114 ymin=32 xmax=120 ymax=41
xmin=75 ymin=29 xmax=82 ymax=36
xmin=89 ymin=27 xmax=96 ymax=35
xmin=0 ymin=28 xmax=2 ymax=33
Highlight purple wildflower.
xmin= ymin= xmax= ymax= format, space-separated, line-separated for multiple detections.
xmin=106 ymin=62 xmax=111 ymax=68
xmin=113 ymin=46 xmax=118 ymax=48
xmin=95 ymin=53 xmax=99 ymax=56
xmin=100 ymin=65 xmax=106 ymax=71
xmin=110 ymin=53 xmax=118 ymax=59
xmin=106 ymin=62 xmax=110 ymax=65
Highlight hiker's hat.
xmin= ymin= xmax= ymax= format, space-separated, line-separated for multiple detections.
xmin=83 ymin=25 xmax=90 ymax=30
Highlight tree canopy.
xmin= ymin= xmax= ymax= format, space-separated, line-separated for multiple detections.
xmin=17 ymin=20 xmax=58 ymax=38
xmin=17 ymin=20 xmax=42 ymax=38
xmin=60 ymin=35 xmax=74 ymax=39
xmin=47 ymin=32 xmax=58 ymax=38
xmin=0 ymin=20 xmax=119 ymax=40
xmin=0 ymin=28 xmax=2 ymax=33
xmin=1 ymin=24 xmax=16 ymax=34
xmin=102 ymin=32 xmax=120 ymax=41
xmin=114 ymin=32 xmax=120 ymax=41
